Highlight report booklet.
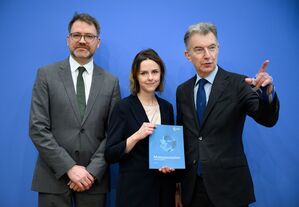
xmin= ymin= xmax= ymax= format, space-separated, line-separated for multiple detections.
xmin=149 ymin=124 xmax=185 ymax=169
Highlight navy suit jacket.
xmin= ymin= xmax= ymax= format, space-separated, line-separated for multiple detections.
xmin=105 ymin=95 xmax=176 ymax=207
xmin=176 ymin=67 xmax=279 ymax=207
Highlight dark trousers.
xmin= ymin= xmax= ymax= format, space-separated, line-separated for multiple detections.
xmin=186 ymin=176 xmax=248 ymax=207
xmin=38 ymin=190 xmax=106 ymax=207
xmin=186 ymin=176 xmax=215 ymax=207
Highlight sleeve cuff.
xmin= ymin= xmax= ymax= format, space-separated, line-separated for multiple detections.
xmin=259 ymin=85 xmax=276 ymax=103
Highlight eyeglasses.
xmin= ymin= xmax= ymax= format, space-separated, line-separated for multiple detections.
xmin=69 ymin=33 xmax=98 ymax=43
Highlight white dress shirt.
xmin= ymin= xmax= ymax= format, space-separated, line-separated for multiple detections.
xmin=194 ymin=66 xmax=218 ymax=108
xmin=69 ymin=55 xmax=93 ymax=104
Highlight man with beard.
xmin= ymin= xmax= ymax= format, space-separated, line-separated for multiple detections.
xmin=29 ymin=13 xmax=120 ymax=207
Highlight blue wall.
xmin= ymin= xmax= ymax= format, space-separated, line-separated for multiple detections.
xmin=0 ymin=0 xmax=298 ymax=206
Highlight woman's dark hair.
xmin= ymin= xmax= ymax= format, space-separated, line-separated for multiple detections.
xmin=130 ymin=48 xmax=165 ymax=95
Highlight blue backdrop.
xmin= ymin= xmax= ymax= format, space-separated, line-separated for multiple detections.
xmin=0 ymin=0 xmax=298 ymax=206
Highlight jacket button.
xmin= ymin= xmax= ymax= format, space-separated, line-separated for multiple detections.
xmin=198 ymin=136 xmax=203 ymax=141
xmin=80 ymin=128 xmax=85 ymax=133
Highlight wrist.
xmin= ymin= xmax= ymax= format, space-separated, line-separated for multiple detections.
xmin=266 ymin=84 xmax=273 ymax=94
xmin=133 ymin=131 xmax=142 ymax=141
xmin=90 ymin=173 xmax=96 ymax=180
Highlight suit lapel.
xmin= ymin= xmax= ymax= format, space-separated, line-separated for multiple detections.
xmin=186 ymin=76 xmax=201 ymax=130
xmin=157 ymin=96 xmax=167 ymax=124
xmin=82 ymin=64 xmax=105 ymax=124
xmin=58 ymin=59 xmax=82 ymax=124
xmin=128 ymin=95 xmax=171 ymax=125
xmin=202 ymin=68 xmax=229 ymax=126
xmin=128 ymin=95 xmax=149 ymax=125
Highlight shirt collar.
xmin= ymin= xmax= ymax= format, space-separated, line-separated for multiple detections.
xmin=195 ymin=65 xmax=218 ymax=86
xmin=69 ymin=55 xmax=94 ymax=74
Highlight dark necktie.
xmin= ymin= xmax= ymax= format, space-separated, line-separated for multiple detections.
xmin=76 ymin=67 xmax=86 ymax=120
xmin=196 ymin=78 xmax=208 ymax=176
xmin=196 ymin=78 xmax=208 ymax=125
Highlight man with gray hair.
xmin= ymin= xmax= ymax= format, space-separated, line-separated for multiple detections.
xmin=175 ymin=22 xmax=279 ymax=207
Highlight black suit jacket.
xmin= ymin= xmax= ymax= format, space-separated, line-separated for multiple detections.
xmin=105 ymin=95 xmax=176 ymax=207
xmin=176 ymin=67 xmax=279 ymax=207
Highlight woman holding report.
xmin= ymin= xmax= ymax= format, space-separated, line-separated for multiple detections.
xmin=105 ymin=48 xmax=176 ymax=207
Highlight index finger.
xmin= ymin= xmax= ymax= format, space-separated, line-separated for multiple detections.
xmin=258 ymin=59 xmax=270 ymax=73
xmin=147 ymin=123 xmax=156 ymax=128
xmin=86 ymin=173 xmax=94 ymax=182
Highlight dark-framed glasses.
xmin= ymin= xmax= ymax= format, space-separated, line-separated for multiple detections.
xmin=69 ymin=33 xmax=98 ymax=43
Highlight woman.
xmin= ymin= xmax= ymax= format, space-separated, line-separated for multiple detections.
xmin=105 ymin=48 xmax=176 ymax=207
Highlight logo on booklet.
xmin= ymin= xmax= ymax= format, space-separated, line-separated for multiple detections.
xmin=160 ymin=135 xmax=176 ymax=152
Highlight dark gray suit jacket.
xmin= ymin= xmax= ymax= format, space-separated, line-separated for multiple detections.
xmin=176 ymin=67 xmax=279 ymax=207
xmin=29 ymin=58 xmax=120 ymax=194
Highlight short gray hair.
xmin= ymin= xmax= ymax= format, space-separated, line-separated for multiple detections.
xmin=184 ymin=22 xmax=218 ymax=48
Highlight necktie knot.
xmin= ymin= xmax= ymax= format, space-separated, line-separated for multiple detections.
xmin=197 ymin=78 xmax=208 ymax=88
xmin=78 ymin=66 xmax=86 ymax=75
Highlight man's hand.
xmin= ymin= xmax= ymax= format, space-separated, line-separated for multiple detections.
xmin=67 ymin=165 xmax=95 ymax=192
xmin=175 ymin=183 xmax=183 ymax=207
xmin=68 ymin=181 xmax=85 ymax=192
xmin=245 ymin=60 xmax=273 ymax=94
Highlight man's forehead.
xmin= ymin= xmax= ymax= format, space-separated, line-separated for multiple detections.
xmin=70 ymin=20 xmax=97 ymax=31
xmin=189 ymin=33 xmax=217 ymax=45
xmin=190 ymin=32 xmax=216 ymax=40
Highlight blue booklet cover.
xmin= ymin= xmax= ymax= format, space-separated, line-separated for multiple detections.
xmin=149 ymin=124 xmax=185 ymax=169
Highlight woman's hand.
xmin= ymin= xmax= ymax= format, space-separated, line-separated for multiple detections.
xmin=158 ymin=167 xmax=175 ymax=174
xmin=135 ymin=122 xmax=155 ymax=140
xmin=125 ymin=122 xmax=155 ymax=153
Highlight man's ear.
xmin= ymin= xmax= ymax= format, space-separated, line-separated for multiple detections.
xmin=97 ymin=38 xmax=101 ymax=48
xmin=66 ymin=36 xmax=70 ymax=46
xmin=184 ymin=50 xmax=191 ymax=61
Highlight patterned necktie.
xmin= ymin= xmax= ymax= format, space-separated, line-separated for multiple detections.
xmin=196 ymin=78 xmax=208 ymax=176
xmin=76 ymin=67 xmax=86 ymax=120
